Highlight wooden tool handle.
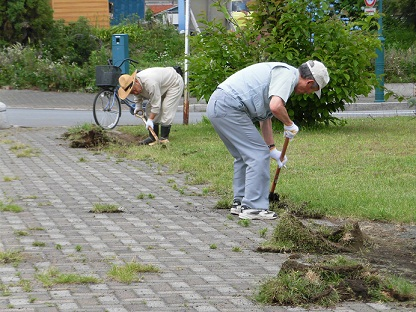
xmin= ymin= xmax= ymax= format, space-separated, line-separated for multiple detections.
xmin=135 ymin=113 xmax=159 ymax=141
xmin=270 ymin=137 xmax=290 ymax=193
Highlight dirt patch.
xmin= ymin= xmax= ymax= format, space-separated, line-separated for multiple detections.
xmin=105 ymin=130 xmax=140 ymax=145
xmin=62 ymin=127 xmax=145 ymax=148
xmin=353 ymin=220 xmax=416 ymax=283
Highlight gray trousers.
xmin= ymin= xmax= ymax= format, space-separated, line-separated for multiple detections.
xmin=207 ymin=89 xmax=270 ymax=210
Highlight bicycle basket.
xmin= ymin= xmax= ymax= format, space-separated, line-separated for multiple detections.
xmin=95 ymin=65 xmax=122 ymax=87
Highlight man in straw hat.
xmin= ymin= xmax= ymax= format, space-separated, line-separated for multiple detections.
xmin=207 ymin=60 xmax=329 ymax=220
xmin=118 ymin=67 xmax=184 ymax=145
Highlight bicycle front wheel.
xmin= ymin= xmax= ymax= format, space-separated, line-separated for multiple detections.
xmin=93 ymin=89 xmax=121 ymax=129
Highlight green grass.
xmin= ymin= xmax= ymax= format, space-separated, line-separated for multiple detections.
xmin=36 ymin=267 xmax=100 ymax=288
xmin=0 ymin=201 xmax=23 ymax=213
xmin=90 ymin=203 xmax=123 ymax=213
xmin=9 ymin=142 xmax=39 ymax=157
xmin=0 ymin=250 xmax=22 ymax=265
xmin=109 ymin=117 xmax=416 ymax=224
xmin=107 ymin=261 xmax=160 ymax=284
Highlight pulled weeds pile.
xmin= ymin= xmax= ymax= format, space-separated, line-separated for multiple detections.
xmin=256 ymin=211 xmax=416 ymax=308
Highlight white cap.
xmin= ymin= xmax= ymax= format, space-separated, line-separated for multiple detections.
xmin=306 ymin=60 xmax=330 ymax=98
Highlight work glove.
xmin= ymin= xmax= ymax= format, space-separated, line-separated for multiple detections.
xmin=270 ymin=148 xmax=288 ymax=168
xmin=145 ymin=118 xmax=154 ymax=130
xmin=133 ymin=105 xmax=141 ymax=115
xmin=284 ymin=123 xmax=299 ymax=139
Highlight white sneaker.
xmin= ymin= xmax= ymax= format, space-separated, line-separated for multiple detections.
xmin=230 ymin=199 xmax=242 ymax=215
xmin=239 ymin=208 xmax=277 ymax=220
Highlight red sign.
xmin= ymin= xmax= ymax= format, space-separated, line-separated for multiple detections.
xmin=364 ymin=0 xmax=377 ymax=7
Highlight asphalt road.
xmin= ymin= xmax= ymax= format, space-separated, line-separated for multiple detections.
xmin=6 ymin=108 xmax=206 ymax=128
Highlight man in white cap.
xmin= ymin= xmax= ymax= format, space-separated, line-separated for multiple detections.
xmin=207 ymin=60 xmax=329 ymax=220
xmin=118 ymin=67 xmax=184 ymax=145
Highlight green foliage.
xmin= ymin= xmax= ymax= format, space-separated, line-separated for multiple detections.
xmin=187 ymin=18 xmax=264 ymax=101
xmin=40 ymin=17 xmax=102 ymax=66
xmin=0 ymin=43 xmax=93 ymax=91
xmin=0 ymin=20 xmax=184 ymax=91
xmin=95 ymin=21 xmax=184 ymax=68
xmin=384 ymin=42 xmax=416 ymax=83
xmin=0 ymin=0 xmax=53 ymax=46
xmin=187 ymin=0 xmax=265 ymax=101
xmin=384 ymin=0 xmax=416 ymax=29
xmin=188 ymin=0 xmax=382 ymax=126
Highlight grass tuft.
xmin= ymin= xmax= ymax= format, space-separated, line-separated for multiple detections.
xmin=107 ymin=261 xmax=160 ymax=284
xmin=90 ymin=203 xmax=123 ymax=213
xmin=0 ymin=201 xmax=23 ymax=213
xmin=36 ymin=267 xmax=100 ymax=288
xmin=0 ymin=250 xmax=22 ymax=265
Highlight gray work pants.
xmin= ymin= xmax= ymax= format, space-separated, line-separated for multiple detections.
xmin=207 ymin=89 xmax=270 ymax=210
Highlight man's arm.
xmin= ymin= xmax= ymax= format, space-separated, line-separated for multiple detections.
xmin=269 ymin=95 xmax=294 ymax=126
xmin=259 ymin=119 xmax=274 ymax=146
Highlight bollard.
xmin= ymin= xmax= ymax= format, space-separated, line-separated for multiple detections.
xmin=0 ymin=102 xmax=11 ymax=129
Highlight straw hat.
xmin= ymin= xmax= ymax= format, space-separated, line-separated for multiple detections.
xmin=118 ymin=70 xmax=137 ymax=100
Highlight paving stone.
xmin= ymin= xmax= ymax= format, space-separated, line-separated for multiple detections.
xmin=0 ymin=127 xmax=413 ymax=312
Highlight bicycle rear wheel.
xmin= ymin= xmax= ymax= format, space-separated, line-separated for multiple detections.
xmin=93 ymin=89 xmax=121 ymax=129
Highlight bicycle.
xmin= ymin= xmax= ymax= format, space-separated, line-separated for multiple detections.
xmin=93 ymin=58 xmax=147 ymax=130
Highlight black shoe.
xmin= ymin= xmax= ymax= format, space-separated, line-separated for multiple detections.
xmin=138 ymin=136 xmax=155 ymax=145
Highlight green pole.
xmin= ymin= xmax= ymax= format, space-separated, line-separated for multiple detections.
xmin=375 ymin=0 xmax=385 ymax=102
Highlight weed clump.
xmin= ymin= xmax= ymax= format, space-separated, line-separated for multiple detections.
xmin=62 ymin=124 xmax=111 ymax=148
xmin=256 ymin=255 xmax=416 ymax=307
xmin=257 ymin=212 xmax=361 ymax=253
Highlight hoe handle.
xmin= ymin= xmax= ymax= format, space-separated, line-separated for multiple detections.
xmin=270 ymin=137 xmax=290 ymax=193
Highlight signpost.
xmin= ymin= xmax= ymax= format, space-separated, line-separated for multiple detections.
xmin=364 ymin=0 xmax=385 ymax=102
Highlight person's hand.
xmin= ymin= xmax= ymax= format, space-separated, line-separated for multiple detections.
xmin=133 ymin=105 xmax=141 ymax=115
xmin=145 ymin=118 xmax=154 ymax=130
xmin=284 ymin=123 xmax=299 ymax=139
xmin=270 ymin=148 xmax=288 ymax=168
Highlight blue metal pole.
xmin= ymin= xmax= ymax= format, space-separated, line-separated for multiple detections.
xmin=178 ymin=0 xmax=185 ymax=32
xmin=375 ymin=0 xmax=385 ymax=102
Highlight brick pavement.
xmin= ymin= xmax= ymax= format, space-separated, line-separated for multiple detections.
xmin=0 ymin=90 xmax=414 ymax=311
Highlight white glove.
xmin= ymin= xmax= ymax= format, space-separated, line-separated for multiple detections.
xmin=284 ymin=123 xmax=299 ymax=139
xmin=270 ymin=148 xmax=288 ymax=168
xmin=133 ymin=105 xmax=141 ymax=115
xmin=145 ymin=118 xmax=154 ymax=130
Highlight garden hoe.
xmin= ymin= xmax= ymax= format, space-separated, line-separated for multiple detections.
xmin=269 ymin=137 xmax=290 ymax=202
xmin=134 ymin=109 xmax=159 ymax=144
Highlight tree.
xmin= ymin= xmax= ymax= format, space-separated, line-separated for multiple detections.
xmin=0 ymin=0 xmax=53 ymax=46
xmin=385 ymin=0 xmax=416 ymax=29
xmin=187 ymin=0 xmax=381 ymax=126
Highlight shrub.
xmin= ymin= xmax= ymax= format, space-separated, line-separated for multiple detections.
xmin=0 ymin=0 xmax=53 ymax=46
xmin=384 ymin=43 xmax=416 ymax=83
xmin=187 ymin=0 xmax=381 ymax=126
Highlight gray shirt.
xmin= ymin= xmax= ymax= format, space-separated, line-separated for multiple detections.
xmin=218 ymin=62 xmax=299 ymax=121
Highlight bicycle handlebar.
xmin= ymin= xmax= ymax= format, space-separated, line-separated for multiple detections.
xmin=107 ymin=58 xmax=139 ymax=68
